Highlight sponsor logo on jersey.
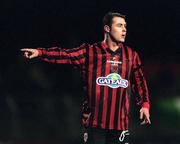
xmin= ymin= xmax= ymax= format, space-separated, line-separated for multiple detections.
xmin=107 ymin=60 xmax=122 ymax=65
xmin=96 ymin=73 xmax=128 ymax=88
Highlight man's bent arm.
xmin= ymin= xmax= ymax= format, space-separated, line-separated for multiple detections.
xmin=132 ymin=51 xmax=150 ymax=109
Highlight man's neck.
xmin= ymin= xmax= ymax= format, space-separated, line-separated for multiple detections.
xmin=104 ymin=38 xmax=120 ymax=52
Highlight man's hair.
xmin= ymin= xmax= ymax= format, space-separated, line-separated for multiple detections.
xmin=103 ymin=12 xmax=126 ymax=27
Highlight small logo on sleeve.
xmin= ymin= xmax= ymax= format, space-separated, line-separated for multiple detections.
xmin=96 ymin=73 xmax=128 ymax=88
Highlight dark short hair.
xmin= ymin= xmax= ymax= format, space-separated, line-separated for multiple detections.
xmin=103 ymin=12 xmax=126 ymax=27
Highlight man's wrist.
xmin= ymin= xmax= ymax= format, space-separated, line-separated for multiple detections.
xmin=37 ymin=49 xmax=42 ymax=56
xmin=142 ymin=102 xmax=150 ymax=109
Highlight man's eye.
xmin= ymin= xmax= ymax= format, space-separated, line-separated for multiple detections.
xmin=117 ymin=24 xmax=122 ymax=27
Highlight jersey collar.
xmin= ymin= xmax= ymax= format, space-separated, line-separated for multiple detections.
xmin=101 ymin=41 xmax=123 ymax=54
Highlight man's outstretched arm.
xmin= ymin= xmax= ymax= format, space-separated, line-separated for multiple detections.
xmin=21 ymin=44 xmax=87 ymax=66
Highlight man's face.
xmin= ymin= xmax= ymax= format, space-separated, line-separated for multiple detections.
xmin=109 ymin=17 xmax=127 ymax=42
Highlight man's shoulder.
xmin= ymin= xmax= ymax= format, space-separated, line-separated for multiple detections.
xmin=83 ymin=41 xmax=102 ymax=49
xmin=124 ymin=44 xmax=137 ymax=53
xmin=124 ymin=44 xmax=133 ymax=50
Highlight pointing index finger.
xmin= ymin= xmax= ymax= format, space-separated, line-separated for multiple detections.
xmin=21 ymin=48 xmax=30 ymax=51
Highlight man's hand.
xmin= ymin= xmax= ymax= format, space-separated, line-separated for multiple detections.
xmin=21 ymin=48 xmax=39 ymax=59
xmin=140 ymin=107 xmax=151 ymax=125
xmin=82 ymin=113 xmax=91 ymax=127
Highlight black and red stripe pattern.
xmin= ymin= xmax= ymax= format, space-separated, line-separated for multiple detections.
xmin=37 ymin=41 xmax=150 ymax=130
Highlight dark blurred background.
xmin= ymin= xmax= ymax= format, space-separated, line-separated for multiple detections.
xmin=0 ymin=0 xmax=180 ymax=144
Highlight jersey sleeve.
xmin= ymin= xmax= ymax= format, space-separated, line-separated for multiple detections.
xmin=37 ymin=44 xmax=87 ymax=67
xmin=131 ymin=51 xmax=150 ymax=109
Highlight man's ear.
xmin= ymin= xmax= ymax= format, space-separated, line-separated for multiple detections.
xmin=104 ymin=25 xmax=110 ymax=33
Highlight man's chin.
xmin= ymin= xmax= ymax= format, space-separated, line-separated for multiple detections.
xmin=112 ymin=38 xmax=125 ymax=43
xmin=119 ymin=39 xmax=125 ymax=43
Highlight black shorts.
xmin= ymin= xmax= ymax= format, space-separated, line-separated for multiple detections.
xmin=82 ymin=127 xmax=130 ymax=144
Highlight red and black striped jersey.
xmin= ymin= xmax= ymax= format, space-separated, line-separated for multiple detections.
xmin=37 ymin=41 xmax=150 ymax=130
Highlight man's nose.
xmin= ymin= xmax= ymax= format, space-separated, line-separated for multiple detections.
xmin=122 ymin=26 xmax=126 ymax=32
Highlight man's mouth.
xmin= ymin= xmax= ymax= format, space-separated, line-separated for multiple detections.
xmin=121 ymin=34 xmax=126 ymax=38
